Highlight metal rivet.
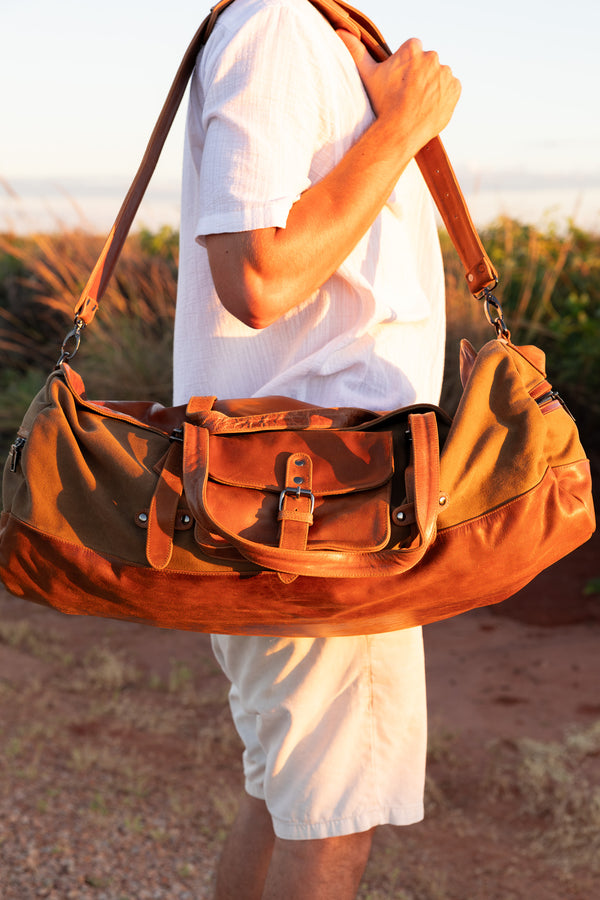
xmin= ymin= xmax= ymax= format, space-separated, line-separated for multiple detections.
xmin=439 ymin=495 xmax=448 ymax=506
xmin=293 ymin=476 xmax=304 ymax=485
xmin=138 ymin=512 xmax=148 ymax=524
xmin=395 ymin=510 xmax=406 ymax=522
xmin=181 ymin=514 xmax=191 ymax=525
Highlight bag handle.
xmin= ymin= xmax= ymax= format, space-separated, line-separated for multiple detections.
xmin=72 ymin=0 xmax=498 ymax=330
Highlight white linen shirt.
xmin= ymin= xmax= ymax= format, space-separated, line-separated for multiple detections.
xmin=174 ymin=0 xmax=446 ymax=411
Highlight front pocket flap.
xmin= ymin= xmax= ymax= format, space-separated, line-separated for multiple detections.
xmin=199 ymin=482 xmax=392 ymax=552
xmin=207 ymin=430 xmax=393 ymax=496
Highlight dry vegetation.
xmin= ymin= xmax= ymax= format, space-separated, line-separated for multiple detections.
xmin=1 ymin=593 xmax=599 ymax=899
xmin=1 ymin=218 xmax=599 ymax=454
xmin=0 ymin=601 xmax=238 ymax=899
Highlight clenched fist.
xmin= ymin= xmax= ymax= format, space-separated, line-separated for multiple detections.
xmin=337 ymin=30 xmax=461 ymax=157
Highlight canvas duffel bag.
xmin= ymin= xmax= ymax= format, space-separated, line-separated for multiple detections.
xmin=0 ymin=0 xmax=595 ymax=635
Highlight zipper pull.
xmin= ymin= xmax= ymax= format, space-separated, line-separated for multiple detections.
xmin=8 ymin=437 xmax=26 ymax=473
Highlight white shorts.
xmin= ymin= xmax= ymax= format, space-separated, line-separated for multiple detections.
xmin=210 ymin=628 xmax=427 ymax=840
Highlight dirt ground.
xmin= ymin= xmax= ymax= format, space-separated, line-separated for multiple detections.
xmin=0 ymin=531 xmax=598 ymax=900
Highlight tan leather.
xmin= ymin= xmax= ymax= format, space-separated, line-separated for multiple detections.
xmin=277 ymin=452 xmax=315 ymax=551
xmin=277 ymin=452 xmax=314 ymax=585
xmin=146 ymin=441 xmax=184 ymax=569
xmin=0 ymin=338 xmax=595 ymax=635
xmin=176 ymin=412 xmax=439 ymax=578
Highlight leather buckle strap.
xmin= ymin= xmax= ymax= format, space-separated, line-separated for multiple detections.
xmin=277 ymin=452 xmax=315 ymax=585
xmin=145 ymin=440 xmax=185 ymax=569
xmin=278 ymin=453 xmax=315 ymax=542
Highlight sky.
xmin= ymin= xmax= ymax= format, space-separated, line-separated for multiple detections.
xmin=2 ymin=0 xmax=599 ymax=230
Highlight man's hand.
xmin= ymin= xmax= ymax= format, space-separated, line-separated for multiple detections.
xmin=337 ymin=31 xmax=461 ymax=158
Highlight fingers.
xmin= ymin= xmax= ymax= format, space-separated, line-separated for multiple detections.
xmin=337 ymin=28 xmax=460 ymax=139
xmin=395 ymin=39 xmax=446 ymax=84
xmin=397 ymin=40 xmax=460 ymax=99
xmin=396 ymin=37 xmax=424 ymax=59
xmin=336 ymin=29 xmax=378 ymax=80
xmin=445 ymin=65 xmax=462 ymax=104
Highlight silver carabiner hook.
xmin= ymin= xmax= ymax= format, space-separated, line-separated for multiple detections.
xmin=56 ymin=317 xmax=85 ymax=367
xmin=482 ymin=288 xmax=510 ymax=340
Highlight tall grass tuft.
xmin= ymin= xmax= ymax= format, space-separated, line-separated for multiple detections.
xmin=453 ymin=219 xmax=599 ymax=406
xmin=0 ymin=227 xmax=178 ymax=420
xmin=486 ymin=721 xmax=600 ymax=875
xmin=442 ymin=219 xmax=600 ymax=478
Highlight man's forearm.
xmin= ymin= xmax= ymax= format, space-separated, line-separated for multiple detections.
xmin=206 ymin=34 xmax=461 ymax=329
xmin=205 ymin=116 xmax=420 ymax=329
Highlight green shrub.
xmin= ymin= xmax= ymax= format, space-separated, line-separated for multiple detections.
xmin=442 ymin=220 xmax=600 ymax=459
xmin=1 ymin=220 xmax=598 ymax=465
xmin=0 ymin=229 xmax=177 ymax=453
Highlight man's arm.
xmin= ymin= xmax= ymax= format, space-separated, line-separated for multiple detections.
xmin=206 ymin=34 xmax=461 ymax=330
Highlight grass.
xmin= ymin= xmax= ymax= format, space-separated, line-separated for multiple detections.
xmin=355 ymin=719 xmax=600 ymax=899
xmin=440 ymin=219 xmax=600 ymax=431
xmin=75 ymin=646 xmax=141 ymax=692
xmin=0 ymin=619 xmax=74 ymax=666
xmin=0 ymin=603 xmax=598 ymax=897
xmin=486 ymin=722 xmax=600 ymax=875
xmin=1 ymin=219 xmax=599 ymax=459
xmin=0 ymin=226 xmax=178 ymax=431
xmin=0 ymin=612 xmax=237 ymax=893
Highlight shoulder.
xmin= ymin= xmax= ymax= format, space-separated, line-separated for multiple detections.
xmin=198 ymin=0 xmax=353 ymax=101
xmin=217 ymin=0 xmax=329 ymax=30
xmin=206 ymin=0 xmax=340 ymax=57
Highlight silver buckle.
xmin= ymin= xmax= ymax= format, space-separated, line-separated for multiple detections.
xmin=278 ymin=487 xmax=315 ymax=514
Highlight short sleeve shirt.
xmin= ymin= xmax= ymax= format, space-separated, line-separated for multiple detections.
xmin=174 ymin=0 xmax=446 ymax=411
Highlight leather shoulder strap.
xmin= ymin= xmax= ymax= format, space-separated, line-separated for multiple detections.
xmin=74 ymin=0 xmax=497 ymax=326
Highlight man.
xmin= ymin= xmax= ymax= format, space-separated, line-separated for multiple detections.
xmin=173 ymin=1 xmax=460 ymax=897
